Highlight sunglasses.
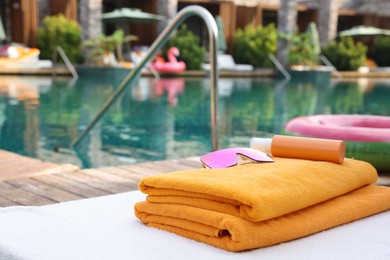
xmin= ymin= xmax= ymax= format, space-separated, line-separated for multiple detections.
xmin=200 ymin=147 xmax=274 ymax=169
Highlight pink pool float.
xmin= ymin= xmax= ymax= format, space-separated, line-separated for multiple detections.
xmin=284 ymin=114 xmax=390 ymax=142
xmin=152 ymin=47 xmax=186 ymax=73
xmin=284 ymin=114 xmax=390 ymax=171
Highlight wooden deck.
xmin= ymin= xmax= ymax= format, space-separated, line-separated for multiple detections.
xmin=0 ymin=150 xmax=200 ymax=207
xmin=1 ymin=149 xmax=389 ymax=207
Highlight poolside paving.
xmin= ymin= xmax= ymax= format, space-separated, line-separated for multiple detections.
xmin=2 ymin=66 xmax=390 ymax=78
xmin=0 ymin=150 xmax=389 ymax=207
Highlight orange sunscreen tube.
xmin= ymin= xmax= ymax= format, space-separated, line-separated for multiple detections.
xmin=250 ymin=135 xmax=346 ymax=164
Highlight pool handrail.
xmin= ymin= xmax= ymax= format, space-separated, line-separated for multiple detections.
xmin=70 ymin=5 xmax=220 ymax=151
xmin=319 ymin=54 xmax=342 ymax=79
xmin=268 ymin=54 xmax=291 ymax=80
xmin=54 ymin=46 xmax=79 ymax=79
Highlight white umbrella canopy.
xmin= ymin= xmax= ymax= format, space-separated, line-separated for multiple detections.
xmin=102 ymin=8 xmax=165 ymax=24
xmin=338 ymin=25 xmax=390 ymax=37
xmin=306 ymin=22 xmax=320 ymax=55
xmin=0 ymin=15 xmax=6 ymax=42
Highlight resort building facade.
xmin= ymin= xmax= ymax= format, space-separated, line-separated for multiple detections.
xmin=1 ymin=0 xmax=390 ymax=53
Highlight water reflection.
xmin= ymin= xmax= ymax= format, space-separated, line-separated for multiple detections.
xmin=132 ymin=78 xmax=185 ymax=106
xmin=0 ymin=75 xmax=389 ymax=168
xmin=0 ymin=78 xmax=44 ymax=157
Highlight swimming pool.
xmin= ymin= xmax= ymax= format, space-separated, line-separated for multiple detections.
xmin=0 ymin=74 xmax=389 ymax=168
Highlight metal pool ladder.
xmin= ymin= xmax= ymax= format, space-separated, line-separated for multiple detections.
xmin=71 ymin=5 xmax=220 ymax=151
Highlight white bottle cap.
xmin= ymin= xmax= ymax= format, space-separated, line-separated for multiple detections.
xmin=250 ymin=138 xmax=272 ymax=153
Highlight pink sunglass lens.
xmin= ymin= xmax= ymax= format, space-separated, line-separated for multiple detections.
xmin=201 ymin=150 xmax=237 ymax=168
xmin=200 ymin=148 xmax=274 ymax=168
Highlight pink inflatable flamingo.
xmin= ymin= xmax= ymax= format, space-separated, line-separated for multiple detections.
xmin=152 ymin=47 xmax=186 ymax=73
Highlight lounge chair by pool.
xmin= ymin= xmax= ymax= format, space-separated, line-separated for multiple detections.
xmin=0 ymin=189 xmax=389 ymax=259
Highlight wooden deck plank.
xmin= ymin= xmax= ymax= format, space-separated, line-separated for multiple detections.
xmin=85 ymin=167 xmax=145 ymax=186
xmin=0 ymin=163 xmax=77 ymax=180
xmin=32 ymin=174 xmax=111 ymax=198
xmin=0 ymin=196 xmax=18 ymax=207
xmin=149 ymin=160 xmax=199 ymax=171
xmin=0 ymin=150 xmax=79 ymax=181
xmin=137 ymin=161 xmax=190 ymax=173
xmin=80 ymin=169 xmax=139 ymax=190
xmin=58 ymin=171 xmax=132 ymax=194
xmin=176 ymin=157 xmax=202 ymax=168
xmin=5 ymin=178 xmax=83 ymax=203
xmin=117 ymin=165 xmax=162 ymax=178
xmin=0 ymin=182 xmax=56 ymax=206
xmin=97 ymin=166 xmax=144 ymax=179
xmin=118 ymin=164 xmax=167 ymax=177
xmin=116 ymin=157 xmax=199 ymax=176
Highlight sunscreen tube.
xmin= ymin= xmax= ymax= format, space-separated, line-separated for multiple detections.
xmin=250 ymin=135 xmax=346 ymax=164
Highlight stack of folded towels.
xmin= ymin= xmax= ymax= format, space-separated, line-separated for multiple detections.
xmin=134 ymin=157 xmax=390 ymax=252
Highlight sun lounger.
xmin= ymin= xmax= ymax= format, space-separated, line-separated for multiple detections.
xmin=202 ymin=54 xmax=254 ymax=71
xmin=0 ymin=189 xmax=389 ymax=259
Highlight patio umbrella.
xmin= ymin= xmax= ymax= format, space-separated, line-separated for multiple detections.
xmin=102 ymin=8 xmax=165 ymax=24
xmin=306 ymin=22 xmax=320 ymax=55
xmin=0 ymin=15 xmax=6 ymax=42
xmin=215 ymin=16 xmax=227 ymax=53
xmin=102 ymin=8 xmax=164 ymax=61
xmin=338 ymin=25 xmax=390 ymax=37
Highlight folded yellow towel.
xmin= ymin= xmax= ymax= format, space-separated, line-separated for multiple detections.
xmin=135 ymin=186 xmax=390 ymax=252
xmin=139 ymin=157 xmax=377 ymax=222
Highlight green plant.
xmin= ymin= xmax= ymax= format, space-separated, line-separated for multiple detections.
xmin=233 ymin=23 xmax=277 ymax=68
xmin=82 ymin=29 xmax=138 ymax=66
xmin=163 ymin=25 xmax=206 ymax=70
xmin=37 ymin=14 xmax=83 ymax=63
xmin=369 ymin=36 xmax=390 ymax=66
xmin=322 ymin=37 xmax=367 ymax=71
xmin=280 ymin=30 xmax=319 ymax=67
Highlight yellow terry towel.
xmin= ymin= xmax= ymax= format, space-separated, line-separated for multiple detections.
xmin=135 ymin=186 xmax=390 ymax=252
xmin=139 ymin=157 xmax=377 ymax=222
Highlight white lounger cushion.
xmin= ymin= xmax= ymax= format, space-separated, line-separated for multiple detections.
xmin=0 ymin=190 xmax=389 ymax=260
xmin=202 ymin=54 xmax=254 ymax=71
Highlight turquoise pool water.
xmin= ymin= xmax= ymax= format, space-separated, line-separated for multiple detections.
xmin=0 ymin=74 xmax=389 ymax=168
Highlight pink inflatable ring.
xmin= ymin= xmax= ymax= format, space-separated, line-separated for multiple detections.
xmin=284 ymin=114 xmax=390 ymax=171
xmin=285 ymin=114 xmax=390 ymax=143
